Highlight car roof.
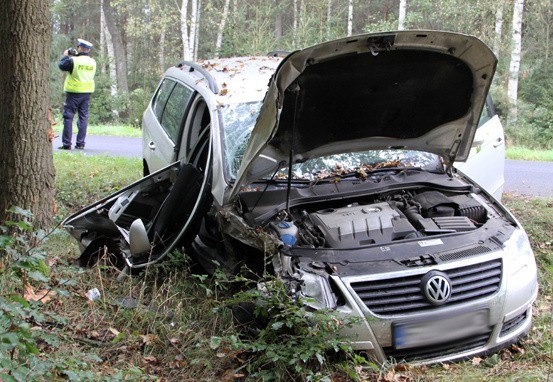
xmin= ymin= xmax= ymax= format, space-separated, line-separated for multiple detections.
xmin=172 ymin=56 xmax=284 ymax=106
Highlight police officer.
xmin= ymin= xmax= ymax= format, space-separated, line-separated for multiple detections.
xmin=58 ymin=38 xmax=97 ymax=150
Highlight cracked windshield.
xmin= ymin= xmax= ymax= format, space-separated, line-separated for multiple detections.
xmin=221 ymin=102 xmax=442 ymax=181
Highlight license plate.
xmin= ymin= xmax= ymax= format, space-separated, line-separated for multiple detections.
xmin=393 ymin=309 xmax=489 ymax=350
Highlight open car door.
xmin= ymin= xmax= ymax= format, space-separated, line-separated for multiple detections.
xmin=455 ymin=96 xmax=505 ymax=200
xmin=62 ymin=160 xmax=212 ymax=271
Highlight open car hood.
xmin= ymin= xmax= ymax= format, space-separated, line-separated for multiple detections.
xmin=231 ymin=31 xmax=497 ymax=198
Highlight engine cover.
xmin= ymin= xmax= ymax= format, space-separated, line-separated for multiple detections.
xmin=309 ymin=202 xmax=417 ymax=248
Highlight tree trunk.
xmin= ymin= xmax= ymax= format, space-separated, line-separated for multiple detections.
xmin=508 ymin=0 xmax=524 ymax=123
xmin=275 ymin=0 xmax=282 ymax=40
xmin=0 ymin=0 xmax=56 ymax=229
xmin=326 ymin=0 xmax=332 ymax=39
xmin=293 ymin=0 xmax=298 ymax=46
xmin=347 ymin=0 xmax=353 ymax=36
xmin=193 ymin=0 xmax=201 ymax=60
xmin=101 ymin=2 xmax=117 ymax=97
xmin=103 ymin=0 xmax=128 ymax=94
xmin=181 ymin=0 xmax=192 ymax=60
xmin=159 ymin=24 xmax=166 ymax=72
xmin=493 ymin=0 xmax=505 ymax=56
xmin=190 ymin=0 xmax=199 ymax=61
xmin=398 ymin=0 xmax=407 ymax=31
xmin=215 ymin=0 xmax=231 ymax=58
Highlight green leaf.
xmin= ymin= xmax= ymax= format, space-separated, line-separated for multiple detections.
xmin=28 ymin=270 xmax=49 ymax=282
xmin=209 ymin=336 xmax=222 ymax=350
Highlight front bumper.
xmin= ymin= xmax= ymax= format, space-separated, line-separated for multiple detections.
xmin=331 ymin=250 xmax=538 ymax=364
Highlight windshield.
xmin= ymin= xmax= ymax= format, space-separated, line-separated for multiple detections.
xmin=281 ymin=150 xmax=442 ymax=181
xmin=220 ymin=101 xmax=262 ymax=178
xmin=220 ymin=103 xmax=442 ymax=181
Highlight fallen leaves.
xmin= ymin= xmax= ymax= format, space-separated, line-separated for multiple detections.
xmin=24 ymin=284 xmax=56 ymax=303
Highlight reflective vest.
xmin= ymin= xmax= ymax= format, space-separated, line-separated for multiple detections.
xmin=64 ymin=55 xmax=96 ymax=93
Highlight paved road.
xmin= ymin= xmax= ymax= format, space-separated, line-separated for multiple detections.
xmin=53 ymin=134 xmax=141 ymax=158
xmin=503 ymin=159 xmax=553 ymax=198
xmin=53 ymin=135 xmax=553 ymax=198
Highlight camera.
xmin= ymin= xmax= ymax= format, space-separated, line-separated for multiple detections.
xmin=67 ymin=47 xmax=77 ymax=56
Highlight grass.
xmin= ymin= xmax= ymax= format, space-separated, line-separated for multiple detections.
xmin=4 ymin=154 xmax=551 ymax=380
xmin=505 ymin=147 xmax=553 ymax=162
xmin=52 ymin=123 xmax=142 ymax=138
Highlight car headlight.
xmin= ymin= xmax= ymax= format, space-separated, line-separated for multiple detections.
xmin=299 ymin=270 xmax=337 ymax=310
xmin=503 ymin=228 xmax=535 ymax=277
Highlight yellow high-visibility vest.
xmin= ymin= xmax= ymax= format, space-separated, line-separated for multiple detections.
xmin=64 ymin=55 xmax=96 ymax=93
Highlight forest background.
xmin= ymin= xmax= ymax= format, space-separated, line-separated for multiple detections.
xmin=50 ymin=0 xmax=553 ymax=150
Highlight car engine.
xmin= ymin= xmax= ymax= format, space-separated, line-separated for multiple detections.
xmin=270 ymin=190 xmax=489 ymax=249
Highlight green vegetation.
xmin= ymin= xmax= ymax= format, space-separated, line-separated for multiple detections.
xmin=1 ymin=155 xmax=551 ymax=380
xmin=50 ymin=1 xmax=553 ymax=150
xmin=506 ymin=147 xmax=553 ymax=162
xmin=52 ymin=123 xmax=142 ymax=138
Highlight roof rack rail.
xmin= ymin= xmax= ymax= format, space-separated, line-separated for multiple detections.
xmin=175 ymin=61 xmax=220 ymax=94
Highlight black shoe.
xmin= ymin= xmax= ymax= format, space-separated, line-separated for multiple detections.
xmin=58 ymin=145 xmax=71 ymax=150
xmin=75 ymin=145 xmax=85 ymax=149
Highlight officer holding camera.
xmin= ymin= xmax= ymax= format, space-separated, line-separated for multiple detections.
xmin=58 ymin=38 xmax=96 ymax=150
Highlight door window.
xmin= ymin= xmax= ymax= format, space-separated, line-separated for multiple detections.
xmin=153 ymin=79 xmax=175 ymax=122
xmin=161 ymin=83 xmax=194 ymax=143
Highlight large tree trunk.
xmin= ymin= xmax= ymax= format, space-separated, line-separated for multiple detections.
xmin=103 ymin=0 xmax=128 ymax=94
xmin=0 ymin=0 xmax=56 ymax=229
xmin=508 ymin=0 xmax=524 ymax=123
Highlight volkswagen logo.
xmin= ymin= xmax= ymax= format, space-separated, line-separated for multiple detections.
xmin=421 ymin=271 xmax=452 ymax=305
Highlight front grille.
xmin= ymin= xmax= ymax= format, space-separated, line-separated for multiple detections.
xmin=439 ymin=245 xmax=491 ymax=262
xmin=383 ymin=329 xmax=492 ymax=362
xmin=350 ymin=259 xmax=502 ymax=316
xmin=500 ymin=310 xmax=528 ymax=337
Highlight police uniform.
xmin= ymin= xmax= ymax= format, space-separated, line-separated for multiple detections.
xmin=59 ymin=38 xmax=97 ymax=150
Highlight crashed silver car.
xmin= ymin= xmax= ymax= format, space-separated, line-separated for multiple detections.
xmin=63 ymin=31 xmax=537 ymax=364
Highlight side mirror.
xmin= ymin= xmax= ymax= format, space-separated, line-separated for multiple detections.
xmin=129 ymin=219 xmax=150 ymax=256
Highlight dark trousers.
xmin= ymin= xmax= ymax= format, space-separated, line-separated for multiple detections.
xmin=62 ymin=92 xmax=91 ymax=147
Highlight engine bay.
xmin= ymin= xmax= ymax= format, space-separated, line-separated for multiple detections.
xmin=268 ymin=189 xmax=490 ymax=249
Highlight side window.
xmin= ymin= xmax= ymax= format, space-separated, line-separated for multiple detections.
xmin=478 ymin=96 xmax=495 ymax=128
xmin=161 ymin=82 xmax=194 ymax=143
xmin=153 ymin=79 xmax=175 ymax=122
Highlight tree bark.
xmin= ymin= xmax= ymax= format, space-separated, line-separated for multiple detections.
xmin=508 ymin=0 xmax=524 ymax=123
xmin=293 ymin=0 xmax=298 ymax=46
xmin=190 ymin=0 xmax=199 ymax=61
xmin=326 ymin=0 xmax=332 ymax=39
xmin=398 ymin=0 xmax=407 ymax=31
xmin=101 ymin=2 xmax=117 ymax=97
xmin=493 ymin=0 xmax=505 ymax=56
xmin=347 ymin=0 xmax=353 ymax=36
xmin=215 ymin=0 xmax=231 ymax=58
xmin=0 ymin=0 xmax=56 ymax=229
xmin=102 ymin=0 xmax=128 ymax=94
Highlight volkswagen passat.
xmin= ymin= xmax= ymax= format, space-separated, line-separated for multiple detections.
xmin=63 ymin=31 xmax=537 ymax=364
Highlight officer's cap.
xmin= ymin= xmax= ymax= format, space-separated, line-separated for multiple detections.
xmin=77 ymin=38 xmax=93 ymax=49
